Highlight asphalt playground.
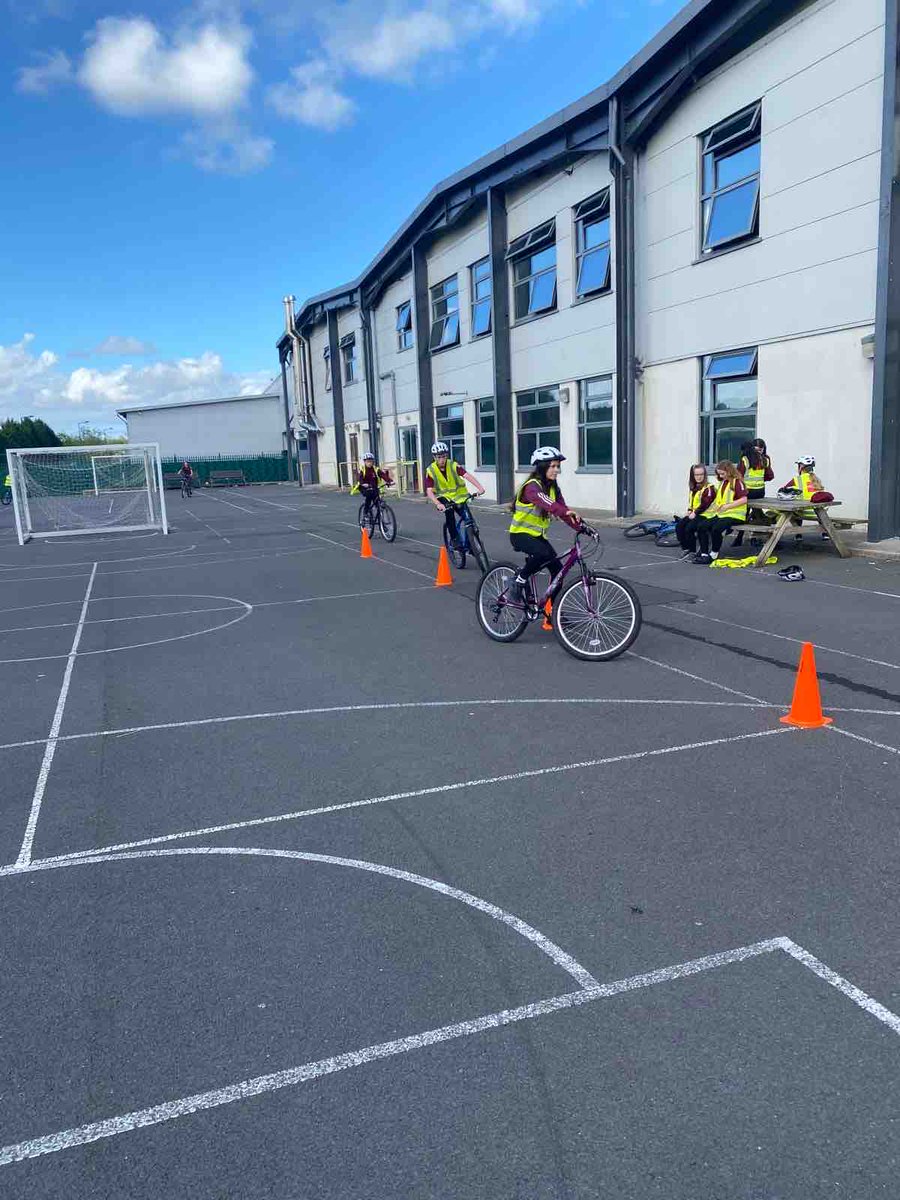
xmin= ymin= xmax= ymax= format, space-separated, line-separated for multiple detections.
xmin=1 ymin=482 xmax=899 ymax=1199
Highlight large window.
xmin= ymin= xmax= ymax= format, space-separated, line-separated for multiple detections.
xmin=508 ymin=220 xmax=557 ymax=321
xmin=341 ymin=334 xmax=358 ymax=384
xmin=574 ymin=191 xmax=612 ymax=298
xmin=700 ymin=347 xmax=758 ymax=464
xmin=323 ymin=347 xmax=331 ymax=391
xmin=700 ymin=103 xmax=761 ymax=255
xmin=396 ymin=301 xmax=413 ymax=351
xmin=435 ymin=402 xmax=465 ymax=464
xmin=429 ymin=276 xmax=460 ymax=351
xmin=516 ymin=386 xmax=560 ymax=467
xmin=477 ymin=397 xmax=495 ymax=467
xmin=578 ymin=376 xmax=613 ymax=468
xmin=470 ymin=258 xmax=492 ymax=337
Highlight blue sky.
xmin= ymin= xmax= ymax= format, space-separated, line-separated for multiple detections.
xmin=1 ymin=0 xmax=684 ymax=433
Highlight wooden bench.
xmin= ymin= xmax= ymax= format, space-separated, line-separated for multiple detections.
xmin=208 ymin=470 xmax=246 ymax=488
xmin=162 ymin=472 xmax=183 ymax=490
xmin=727 ymin=498 xmax=853 ymax=566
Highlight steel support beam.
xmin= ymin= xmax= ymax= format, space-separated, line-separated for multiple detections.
xmin=412 ymin=241 xmax=434 ymax=488
xmin=611 ymin=99 xmax=637 ymax=519
xmin=488 ymin=187 xmax=515 ymax=505
xmin=360 ymin=302 xmax=380 ymax=460
xmin=327 ymin=310 xmax=348 ymax=480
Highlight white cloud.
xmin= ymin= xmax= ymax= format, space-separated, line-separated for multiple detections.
xmin=71 ymin=335 xmax=159 ymax=357
xmin=340 ymin=11 xmax=457 ymax=79
xmin=180 ymin=121 xmax=274 ymax=172
xmin=78 ymin=16 xmax=253 ymax=117
xmin=15 ymin=49 xmax=73 ymax=95
xmin=0 ymin=334 xmax=270 ymax=432
xmin=267 ymin=60 xmax=356 ymax=131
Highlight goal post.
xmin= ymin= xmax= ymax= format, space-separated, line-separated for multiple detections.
xmin=7 ymin=443 xmax=169 ymax=545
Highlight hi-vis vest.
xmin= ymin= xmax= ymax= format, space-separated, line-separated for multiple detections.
xmin=689 ymin=484 xmax=710 ymax=513
xmin=740 ymin=455 xmax=768 ymax=492
xmin=702 ymin=478 xmax=747 ymax=521
xmin=427 ymin=459 xmax=468 ymax=503
xmin=787 ymin=470 xmax=822 ymax=517
xmin=509 ymin=478 xmax=558 ymax=537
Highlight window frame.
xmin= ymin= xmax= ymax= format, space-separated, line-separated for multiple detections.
xmin=429 ymin=275 xmax=461 ymax=353
xmin=699 ymin=102 xmax=762 ymax=258
xmin=323 ymin=347 xmax=331 ymax=392
xmin=435 ymin=401 xmax=466 ymax=465
xmin=469 ymin=257 xmax=492 ymax=339
xmin=573 ymin=191 xmax=612 ymax=300
xmin=396 ymin=301 xmax=413 ymax=351
xmin=507 ymin=220 xmax=557 ymax=323
xmin=700 ymin=346 xmax=759 ymax=465
xmin=515 ymin=385 xmax=561 ymax=469
xmin=577 ymin=375 xmax=614 ymax=471
xmin=340 ymin=333 xmax=358 ymax=385
xmin=476 ymin=397 xmax=496 ymax=468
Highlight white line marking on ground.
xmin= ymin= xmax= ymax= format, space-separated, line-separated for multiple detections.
xmin=628 ymin=651 xmax=768 ymax=704
xmin=252 ymin=585 xmax=434 ymax=609
xmin=0 ymin=546 xmax=323 ymax=586
xmin=748 ymin=570 xmax=900 ymax=602
xmin=826 ymin=725 xmax=900 ymax=757
xmin=16 ymin=727 xmax=793 ymax=862
xmin=659 ymin=606 xmax=900 ymax=672
xmin=618 ymin=560 xmax=681 ymax=571
xmin=306 ymin=531 xmax=435 ymax=580
xmin=203 ymin=492 xmax=260 ymax=514
xmin=183 ymin=506 xmax=231 ymax=545
xmin=0 ymin=696 xmax=780 ymax=753
xmin=15 ymin=563 xmax=97 ymax=867
xmin=0 ymin=544 xmax=199 ymax=576
xmin=9 ymin=932 xmax=897 ymax=1166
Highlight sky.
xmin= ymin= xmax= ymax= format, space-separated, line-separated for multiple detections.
xmin=1 ymin=0 xmax=685 ymax=435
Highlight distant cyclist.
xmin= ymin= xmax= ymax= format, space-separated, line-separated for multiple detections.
xmin=425 ymin=442 xmax=485 ymax=550
xmin=178 ymin=462 xmax=194 ymax=496
xmin=354 ymin=452 xmax=393 ymax=521
xmin=508 ymin=447 xmax=581 ymax=601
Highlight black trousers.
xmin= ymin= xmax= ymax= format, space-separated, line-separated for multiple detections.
xmin=360 ymin=485 xmax=378 ymax=512
xmin=675 ymin=516 xmax=699 ymax=553
xmin=510 ymin=533 xmax=562 ymax=581
xmin=697 ymin=518 xmax=744 ymax=555
xmin=438 ymin=500 xmax=460 ymax=544
xmin=732 ymin=489 xmax=765 ymax=545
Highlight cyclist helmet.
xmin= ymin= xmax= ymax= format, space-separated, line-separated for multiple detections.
xmin=797 ymin=454 xmax=816 ymax=467
xmin=530 ymin=446 xmax=566 ymax=465
xmin=362 ymin=452 xmax=375 ymax=462
xmin=431 ymin=441 xmax=450 ymax=455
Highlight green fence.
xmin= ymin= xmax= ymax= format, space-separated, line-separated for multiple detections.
xmin=160 ymin=453 xmax=289 ymax=486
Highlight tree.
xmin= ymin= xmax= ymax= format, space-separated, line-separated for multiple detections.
xmin=1 ymin=417 xmax=62 ymax=471
xmin=58 ymin=426 xmax=127 ymax=447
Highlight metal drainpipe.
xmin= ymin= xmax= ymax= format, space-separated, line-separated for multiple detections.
xmin=281 ymin=296 xmax=300 ymax=484
xmin=609 ymin=96 xmax=636 ymax=519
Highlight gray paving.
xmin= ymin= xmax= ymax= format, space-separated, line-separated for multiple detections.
xmin=0 ymin=484 xmax=898 ymax=1199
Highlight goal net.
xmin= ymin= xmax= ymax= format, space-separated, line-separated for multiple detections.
xmin=7 ymin=444 xmax=169 ymax=544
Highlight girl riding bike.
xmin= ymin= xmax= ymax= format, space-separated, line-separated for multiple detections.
xmin=425 ymin=442 xmax=485 ymax=550
xmin=508 ymin=446 xmax=581 ymax=602
xmin=354 ymin=452 xmax=393 ymax=520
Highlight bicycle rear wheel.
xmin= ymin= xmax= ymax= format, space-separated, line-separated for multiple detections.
xmin=624 ymin=522 xmax=656 ymax=538
xmin=553 ymin=572 xmax=641 ymax=661
xmin=467 ymin=523 xmax=490 ymax=574
xmin=358 ymin=503 xmax=376 ymax=536
xmin=476 ymin=563 xmax=529 ymax=643
xmin=654 ymin=524 xmax=680 ymax=548
xmin=443 ymin=523 xmax=466 ymax=569
xmin=379 ymin=503 xmax=397 ymax=542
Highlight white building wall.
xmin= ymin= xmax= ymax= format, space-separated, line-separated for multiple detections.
xmin=374 ymin=273 xmax=419 ymax=470
xmin=636 ymin=0 xmax=884 ymax=514
xmin=307 ymin=321 xmax=338 ymax=485
xmin=125 ymin=396 xmax=284 ymax=458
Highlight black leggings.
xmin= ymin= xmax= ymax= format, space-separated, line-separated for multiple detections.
xmin=732 ymin=489 xmax=765 ymax=545
xmin=698 ymin=518 xmax=744 ymax=555
xmin=675 ymin=516 xmax=699 ymax=553
xmin=510 ymin=533 xmax=562 ymax=581
xmin=438 ymin=501 xmax=460 ymax=544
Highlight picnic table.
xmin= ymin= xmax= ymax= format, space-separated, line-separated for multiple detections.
xmin=742 ymin=497 xmax=853 ymax=566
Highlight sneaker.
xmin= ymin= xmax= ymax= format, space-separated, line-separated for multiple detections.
xmin=508 ymin=577 xmax=527 ymax=603
xmin=693 ymin=553 xmax=712 ymax=565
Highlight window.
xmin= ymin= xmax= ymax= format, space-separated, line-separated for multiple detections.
xmin=340 ymin=334 xmax=358 ymax=384
xmin=700 ymin=347 xmax=758 ymax=464
xmin=515 ymin=386 xmax=560 ymax=467
xmin=578 ymin=376 xmax=613 ymax=468
xmin=470 ymin=258 xmax=492 ymax=337
xmin=507 ymin=220 xmax=557 ymax=321
xmin=435 ymin=403 xmax=465 ymax=464
xmin=323 ymin=348 xmax=331 ymax=391
xmin=477 ymin=397 xmax=496 ymax=467
xmin=429 ymin=276 xmax=460 ymax=351
xmin=396 ymin=301 xmax=413 ymax=351
xmin=574 ymin=191 xmax=612 ymax=298
xmin=700 ymin=103 xmax=761 ymax=255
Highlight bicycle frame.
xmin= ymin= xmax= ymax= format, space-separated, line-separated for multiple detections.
xmin=506 ymin=534 xmax=595 ymax=614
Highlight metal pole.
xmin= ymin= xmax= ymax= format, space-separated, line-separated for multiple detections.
xmin=487 ymin=187 xmax=514 ymax=504
xmin=8 ymin=451 xmax=27 ymax=545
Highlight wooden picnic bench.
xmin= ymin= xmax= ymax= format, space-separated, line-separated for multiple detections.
xmin=208 ymin=469 xmax=246 ymax=487
xmin=162 ymin=472 xmax=182 ymax=490
xmin=739 ymin=497 xmax=856 ymax=566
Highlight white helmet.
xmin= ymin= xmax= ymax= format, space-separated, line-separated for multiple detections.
xmin=362 ymin=452 xmax=375 ymax=461
xmin=431 ymin=441 xmax=449 ymax=455
xmin=531 ymin=445 xmax=565 ymax=465
xmin=797 ymin=454 xmax=816 ymax=467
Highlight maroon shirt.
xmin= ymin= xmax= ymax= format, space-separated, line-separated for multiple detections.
xmin=358 ymin=465 xmax=392 ymax=488
xmin=519 ymin=481 xmax=580 ymax=530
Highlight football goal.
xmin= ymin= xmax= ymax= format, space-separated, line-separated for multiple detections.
xmin=7 ymin=444 xmax=169 ymax=544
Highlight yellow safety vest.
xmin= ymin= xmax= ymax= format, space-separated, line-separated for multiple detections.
xmin=787 ymin=471 xmax=823 ymax=518
xmin=509 ymin=478 xmax=558 ymax=537
xmin=705 ymin=479 xmax=747 ymax=522
xmin=427 ymin=459 xmax=468 ymax=503
xmin=689 ymin=485 xmax=710 ymax=513
xmin=740 ymin=455 xmax=767 ymax=492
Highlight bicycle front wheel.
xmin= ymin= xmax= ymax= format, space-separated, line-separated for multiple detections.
xmin=467 ymin=523 xmax=490 ymax=574
xmin=476 ymin=563 xmax=529 ymax=643
xmin=443 ymin=524 xmax=466 ymax=569
xmin=554 ymin=572 xmax=642 ymax=661
xmin=379 ymin=503 xmax=397 ymax=542
xmin=358 ymin=503 xmax=376 ymax=536
xmin=654 ymin=525 xmax=680 ymax=548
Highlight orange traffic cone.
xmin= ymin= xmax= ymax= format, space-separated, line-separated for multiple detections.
xmin=360 ymin=529 xmax=373 ymax=559
xmin=780 ymin=642 xmax=833 ymax=728
xmin=541 ymin=599 xmax=553 ymax=631
xmin=435 ymin=545 xmax=453 ymax=587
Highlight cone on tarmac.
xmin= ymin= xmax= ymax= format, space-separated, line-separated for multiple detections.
xmin=780 ymin=642 xmax=833 ymax=728
xmin=360 ymin=529 xmax=373 ymax=559
xmin=542 ymin=599 xmax=553 ymax=631
xmin=435 ymin=545 xmax=453 ymax=587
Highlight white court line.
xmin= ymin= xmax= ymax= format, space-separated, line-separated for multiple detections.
xmin=16 ymin=726 xmax=793 ymax=863
xmin=306 ymin=531 xmax=435 ymax=580
xmin=0 ymin=696 xmax=781 ymax=753
xmin=745 ymin=568 xmax=900 ymax=602
xmin=659 ymin=606 xmax=900 ymax=672
xmin=0 ymin=544 xmax=198 ymax=574
xmin=184 ymin=506 xmax=231 ymax=545
xmin=203 ymin=491 xmax=261 ymax=514
xmin=827 ymin=725 xmax=900 ymax=757
xmin=252 ymin=585 xmax=433 ymax=609
xmin=3 ymin=931 xmax=899 ymax=1165
xmin=15 ymin=563 xmax=97 ymax=868
xmin=628 ymin=651 xmax=768 ymax=705
xmin=0 ymin=546 xmax=323 ymax=586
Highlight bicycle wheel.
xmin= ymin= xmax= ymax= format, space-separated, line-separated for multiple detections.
xmin=553 ymin=572 xmax=642 ymax=661
xmin=467 ymin=523 xmax=490 ymax=574
xmin=476 ymin=563 xmax=529 ymax=643
xmin=624 ymin=520 xmax=663 ymax=539
xmin=358 ymin=503 xmax=376 ymax=536
xmin=1 ymin=491 xmax=10 ymax=506
xmin=379 ymin=503 xmax=397 ymax=542
xmin=443 ymin=523 xmax=466 ymax=569
xmin=654 ymin=524 xmax=680 ymax=548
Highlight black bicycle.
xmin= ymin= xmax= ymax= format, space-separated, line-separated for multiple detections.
xmin=180 ymin=477 xmax=193 ymax=498
xmin=476 ymin=525 xmax=642 ymax=661
xmin=358 ymin=490 xmax=397 ymax=542
xmin=442 ymin=495 xmax=490 ymax=574
xmin=1 ymin=487 xmax=11 ymax=507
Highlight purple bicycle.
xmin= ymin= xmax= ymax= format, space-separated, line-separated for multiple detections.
xmin=475 ymin=525 xmax=642 ymax=661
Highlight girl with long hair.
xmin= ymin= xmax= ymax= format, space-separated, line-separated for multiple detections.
xmin=695 ymin=460 xmax=748 ymax=563
xmin=676 ymin=463 xmax=716 ymax=558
